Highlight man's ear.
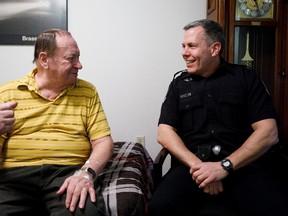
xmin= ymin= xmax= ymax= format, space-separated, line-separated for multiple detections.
xmin=211 ymin=42 xmax=221 ymax=57
xmin=39 ymin=52 xmax=49 ymax=68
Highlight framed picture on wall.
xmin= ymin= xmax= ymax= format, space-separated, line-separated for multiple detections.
xmin=0 ymin=0 xmax=67 ymax=45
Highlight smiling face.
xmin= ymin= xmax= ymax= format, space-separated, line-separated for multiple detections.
xmin=181 ymin=26 xmax=221 ymax=78
xmin=47 ymin=34 xmax=83 ymax=88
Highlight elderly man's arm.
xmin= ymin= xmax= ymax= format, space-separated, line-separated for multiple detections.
xmin=57 ymin=135 xmax=114 ymax=212
xmin=87 ymin=135 xmax=114 ymax=175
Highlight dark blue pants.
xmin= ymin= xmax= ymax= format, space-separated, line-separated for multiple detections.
xmin=148 ymin=164 xmax=288 ymax=216
xmin=0 ymin=164 xmax=106 ymax=216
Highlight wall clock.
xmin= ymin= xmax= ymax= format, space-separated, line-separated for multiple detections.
xmin=235 ymin=0 xmax=274 ymax=20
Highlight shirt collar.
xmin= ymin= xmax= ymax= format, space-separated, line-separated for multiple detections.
xmin=17 ymin=68 xmax=77 ymax=93
xmin=17 ymin=68 xmax=39 ymax=93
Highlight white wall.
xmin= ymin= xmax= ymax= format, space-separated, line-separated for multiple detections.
xmin=0 ymin=0 xmax=206 ymax=165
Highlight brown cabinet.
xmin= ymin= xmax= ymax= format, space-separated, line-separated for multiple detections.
xmin=207 ymin=0 xmax=288 ymax=146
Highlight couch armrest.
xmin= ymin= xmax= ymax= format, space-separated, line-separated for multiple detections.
xmin=99 ymin=141 xmax=153 ymax=216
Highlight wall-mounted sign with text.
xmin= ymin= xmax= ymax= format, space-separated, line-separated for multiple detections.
xmin=0 ymin=0 xmax=67 ymax=45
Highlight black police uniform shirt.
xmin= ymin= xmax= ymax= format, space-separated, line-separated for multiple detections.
xmin=158 ymin=59 xmax=278 ymax=158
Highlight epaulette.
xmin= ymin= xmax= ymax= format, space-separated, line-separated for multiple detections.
xmin=173 ymin=69 xmax=187 ymax=80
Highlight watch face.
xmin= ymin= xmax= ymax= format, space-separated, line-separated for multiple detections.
xmin=235 ymin=0 xmax=274 ymax=20
xmin=223 ymin=160 xmax=231 ymax=167
xmin=221 ymin=159 xmax=234 ymax=173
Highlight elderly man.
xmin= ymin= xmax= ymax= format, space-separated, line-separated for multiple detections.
xmin=0 ymin=29 xmax=114 ymax=216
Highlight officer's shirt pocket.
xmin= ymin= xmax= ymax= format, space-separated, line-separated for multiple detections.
xmin=217 ymin=93 xmax=247 ymax=127
xmin=179 ymin=93 xmax=203 ymax=132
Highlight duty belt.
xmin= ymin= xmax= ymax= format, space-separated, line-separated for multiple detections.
xmin=196 ymin=145 xmax=226 ymax=161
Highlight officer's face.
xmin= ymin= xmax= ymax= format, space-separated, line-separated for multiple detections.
xmin=181 ymin=26 xmax=219 ymax=78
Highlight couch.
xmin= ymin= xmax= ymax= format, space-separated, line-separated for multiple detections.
xmin=99 ymin=141 xmax=153 ymax=216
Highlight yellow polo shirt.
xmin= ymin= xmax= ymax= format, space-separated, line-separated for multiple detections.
xmin=0 ymin=69 xmax=111 ymax=168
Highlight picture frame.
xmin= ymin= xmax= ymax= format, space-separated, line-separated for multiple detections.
xmin=0 ymin=0 xmax=68 ymax=45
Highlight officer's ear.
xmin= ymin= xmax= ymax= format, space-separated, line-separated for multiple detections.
xmin=210 ymin=42 xmax=221 ymax=57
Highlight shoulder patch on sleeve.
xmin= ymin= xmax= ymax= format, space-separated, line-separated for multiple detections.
xmin=173 ymin=69 xmax=187 ymax=80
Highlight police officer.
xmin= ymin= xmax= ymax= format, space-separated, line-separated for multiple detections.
xmin=148 ymin=19 xmax=288 ymax=216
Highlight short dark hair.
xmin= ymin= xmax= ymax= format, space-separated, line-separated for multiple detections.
xmin=33 ymin=29 xmax=71 ymax=63
xmin=183 ymin=19 xmax=225 ymax=54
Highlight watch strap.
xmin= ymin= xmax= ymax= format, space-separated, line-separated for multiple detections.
xmin=221 ymin=158 xmax=234 ymax=174
xmin=80 ymin=167 xmax=97 ymax=179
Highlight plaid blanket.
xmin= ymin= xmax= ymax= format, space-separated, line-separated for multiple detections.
xmin=99 ymin=142 xmax=153 ymax=216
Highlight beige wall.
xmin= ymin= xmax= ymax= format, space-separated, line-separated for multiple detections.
xmin=0 ymin=0 xmax=207 ymax=167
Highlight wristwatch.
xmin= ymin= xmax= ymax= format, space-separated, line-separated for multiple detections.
xmin=221 ymin=158 xmax=234 ymax=174
xmin=80 ymin=167 xmax=97 ymax=179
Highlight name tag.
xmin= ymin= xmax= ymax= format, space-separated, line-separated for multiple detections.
xmin=180 ymin=92 xmax=191 ymax=99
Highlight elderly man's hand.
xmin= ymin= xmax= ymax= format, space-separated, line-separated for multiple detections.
xmin=56 ymin=170 xmax=96 ymax=212
xmin=0 ymin=102 xmax=18 ymax=135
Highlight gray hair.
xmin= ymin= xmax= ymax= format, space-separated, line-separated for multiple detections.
xmin=184 ymin=19 xmax=225 ymax=54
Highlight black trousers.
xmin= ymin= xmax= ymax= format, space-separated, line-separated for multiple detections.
xmin=148 ymin=164 xmax=288 ymax=216
xmin=0 ymin=164 xmax=107 ymax=216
